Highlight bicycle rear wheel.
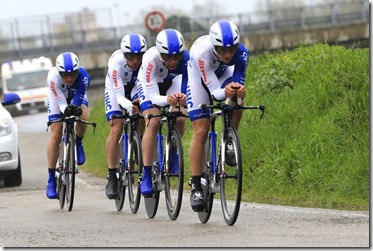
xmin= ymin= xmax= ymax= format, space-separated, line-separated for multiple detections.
xmin=220 ymin=127 xmax=242 ymax=226
xmin=164 ymin=130 xmax=184 ymax=220
xmin=198 ymin=138 xmax=214 ymax=223
xmin=127 ymin=130 xmax=142 ymax=214
xmin=115 ymin=138 xmax=126 ymax=211
xmin=65 ymin=135 xmax=76 ymax=211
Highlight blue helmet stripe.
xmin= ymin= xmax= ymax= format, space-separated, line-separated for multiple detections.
xmin=129 ymin=33 xmax=141 ymax=53
xmin=63 ymin=52 xmax=74 ymax=72
xmin=219 ymin=21 xmax=234 ymax=46
xmin=165 ymin=29 xmax=180 ymax=54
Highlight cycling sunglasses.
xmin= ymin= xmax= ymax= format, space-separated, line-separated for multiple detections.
xmin=124 ymin=52 xmax=144 ymax=61
xmin=214 ymin=44 xmax=238 ymax=55
xmin=160 ymin=51 xmax=184 ymax=62
xmin=60 ymin=69 xmax=79 ymax=79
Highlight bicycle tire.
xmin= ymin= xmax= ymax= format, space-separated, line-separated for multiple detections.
xmin=56 ymin=167 xmax=65 ymax=209
xmin=144 ymin=160 xmax=160 ymax=218
xmin=115 ymin=138 xmax=126 ymax=211
xmin=198 ymin=138 xmax=214 ymax=223
xmin=164 ymin=129 xmax=184 ymax=220
xmin=220 ymin=127 xmax=242 ymax=226
xmin=65 ymin=133 xmax=76 ymax=211
xmin=128 ymin=130 xmax=142 ymax=214
xmin=57 ymin=141 xmax=65 ymax=209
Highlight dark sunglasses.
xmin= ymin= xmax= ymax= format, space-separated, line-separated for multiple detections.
xmin=124 ymin=52 xmax=144 ymax=61
xmin=160 ymin=52 xmax=184 ymax=62
xmin=214 ymin=44 xmax=238 ymax=55
xmin=60 ymin=70 xmax=79 ymax=79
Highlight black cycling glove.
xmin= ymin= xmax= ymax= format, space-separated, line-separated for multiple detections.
xmin=64 ymin=104 xmax=82 ymax=117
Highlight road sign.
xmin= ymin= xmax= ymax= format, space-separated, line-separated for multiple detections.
xmin=145 ymin=11 xmax=166 ymax=32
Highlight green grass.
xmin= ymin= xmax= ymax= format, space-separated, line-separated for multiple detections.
xmin=83 ymin=43 xmax=369 ymax=211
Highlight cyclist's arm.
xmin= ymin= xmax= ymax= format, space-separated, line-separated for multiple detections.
xmin=47 ymin=69 xmax=68 ymax=113
xmin=231 ymin=44 xmax=249 ymax=84
xmin=72 ymin=67 xmax=90 ymax=107
xmin=111 ymin=65 xmax=133 ymax=111
xmin=196 ymin=53 xmax=226 ymax=101
xmin=142 ymin=58 xmax=168 ymax=107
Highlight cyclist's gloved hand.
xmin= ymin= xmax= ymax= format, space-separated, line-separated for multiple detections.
xmin=64 ymin=104 xmax=82 ymax=117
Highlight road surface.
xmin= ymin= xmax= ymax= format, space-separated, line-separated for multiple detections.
xmin=0 ymin=112 xmax=369 ymax=248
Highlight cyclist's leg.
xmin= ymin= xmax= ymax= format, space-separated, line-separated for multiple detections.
xmin=105 ymin=117 xmax=124 ymax=199
xmin=189 ymin=118 xmax=210 ymax=210
xmin=75 ymin=99 xmax=88 ymax=165
xmin=104 ymin=89 xmax=124 ymax=199
xmin=140 ymin=107 xmax=160 ymax=195
xmin=46 ymin=103 xmax=63 ymax=199
xmin=231 ymin=98 xmax=244 ymax=130
xmin=186 ymin=71 xmax=212 ymax=211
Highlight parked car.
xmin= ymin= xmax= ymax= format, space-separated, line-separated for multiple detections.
xmin=0 ymin=92 xmax=22 ymax=186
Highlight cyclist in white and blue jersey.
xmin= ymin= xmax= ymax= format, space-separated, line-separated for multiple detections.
xmin=104 ymin=33 xmax=147 ymax=199
xmin=186 ymin=20 xmax=249 ymax=211
xmin=46 ymin=52 xmax=91 ymax=199
xmin=137 ymin=29 xmax=189 ymax=196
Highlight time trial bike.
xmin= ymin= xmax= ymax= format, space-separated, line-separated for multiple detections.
xmin=109 ymin=109 xmax=143 ymax=213
xmin=192 ymin=98 xmax=265 ymax=225
xmin=144 ymin=105 xmax=188 ymax=220
xmin=47 ymin=113 xmax=96 ymax=211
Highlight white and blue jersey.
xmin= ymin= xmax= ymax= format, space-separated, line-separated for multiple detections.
xmin=137 ymin=46 xmax=189 ymax=112
xmin=186 ymin=35 xmax=249 ymax=121
xmin=104 ymin=49 xmax=141 ymax=121
xmin=47 ymin=66 xmax=90 ymax=121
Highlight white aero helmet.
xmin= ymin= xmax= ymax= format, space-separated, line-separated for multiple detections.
xmin=156 ymin=29 xmax=185 ymax=55
xmin=121 ymin=33 xmax=147 ymax=54
xmin=209 ymin=20 xmax=240 ymax=52
xmin=56 ymin=52 xmax=80 ymax=74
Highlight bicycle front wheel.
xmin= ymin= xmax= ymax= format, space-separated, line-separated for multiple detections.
xmin=220 ymin=127 xmax=242 ymax=226
xmin=115 ymin=137 xmax=126 ymax=211
xmin=198 ymin=138 xmax=214 ymax=223
xmin=144 ymin=163 xmax=160 ymax=218
xmin=56 ymin=167 xmax=65 ymax=209
xmin=127 ymin=130 xmax=142 ymax=214
xmin=65 ymin=135 xmax=76 ymax=211
xmin=164 ymin=129 xmax=184 ymax=220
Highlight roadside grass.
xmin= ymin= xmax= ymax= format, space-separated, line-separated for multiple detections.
xmin=83 ymin=43 xmax=369 ymax=211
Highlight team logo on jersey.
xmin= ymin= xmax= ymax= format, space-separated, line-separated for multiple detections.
xmin=198 ymin=59 xmax=209 ymax=84
xmin=241 ymin=52 xmax=248 ymax=65
xmin=146 ymin=63 xmax=154 ymax=83
xmin=50 ymin=81 xmax=58 ymax=98
xmin=104 ymin=91 xmax=112 ymax=111
xmin=112 ymin=69 xmax=118 ymax=88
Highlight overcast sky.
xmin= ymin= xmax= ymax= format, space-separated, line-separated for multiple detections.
xmin=0 ymin=0 xmax=256 ymax=24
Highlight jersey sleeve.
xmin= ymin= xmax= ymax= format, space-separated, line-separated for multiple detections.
xmin=231 ymin=44 xmax=249 ymax=84
xmin=47 ymin=69 xmax=68 ymax=113
xmin=180 ymin=51 xmax=190 ymax=94
xmin=143 ymin=58 xmax=168 ymax=107
xmin=72 ymin=67 xmax=90 ymax=106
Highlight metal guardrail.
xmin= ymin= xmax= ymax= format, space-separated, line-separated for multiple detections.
xmin=0 ymin=1 xmax=368 ymax=63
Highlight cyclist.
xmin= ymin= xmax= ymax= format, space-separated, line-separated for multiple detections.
xmin=186 ymin=20 xmax=249 ymax=211
xmin=137 ymin=29 xmax=189 ymax=196
xmin=46 ymin=52 xmax=91 ymax=199
xmin=104 ymin=33 xmax=147 ymax=199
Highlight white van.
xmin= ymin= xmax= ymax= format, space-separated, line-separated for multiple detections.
xmin=1 ymin=56 xmax=53 ymax=115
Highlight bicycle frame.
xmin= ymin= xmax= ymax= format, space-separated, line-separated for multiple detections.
xmin=47 ymin=115 xmax=96 ymax=211
xmin=110 ymin=112 xmax=143 ymax=213
xmin=197 ymin=99 xmax=265 ymax=225
xmin=144 ymin=105 xmax=187 ymax=220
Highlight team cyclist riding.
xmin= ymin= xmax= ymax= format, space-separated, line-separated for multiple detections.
xmin=45 ymin=20 xmax=249 ymax=214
